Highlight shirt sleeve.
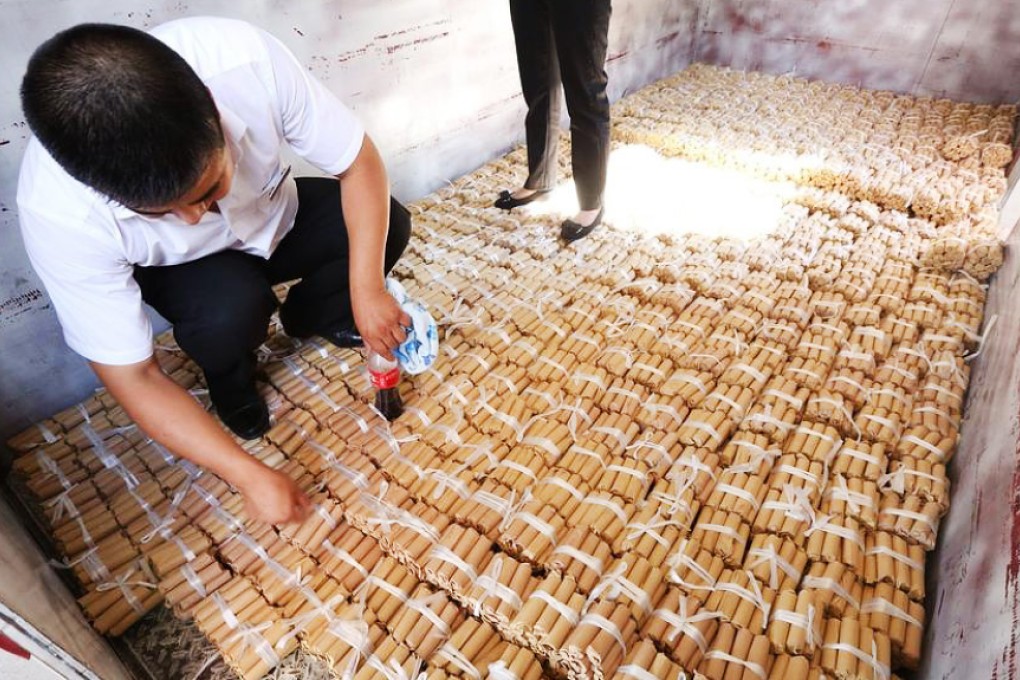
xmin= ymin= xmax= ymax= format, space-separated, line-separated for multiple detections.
xmin=18 ymin=195 xmax=154 ymax=366
xmin=258 ymin=29 xmax=366 ymax=176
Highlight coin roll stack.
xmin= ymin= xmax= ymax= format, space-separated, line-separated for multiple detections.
xmin=7 ymin=63 xmax=1011 ymax=679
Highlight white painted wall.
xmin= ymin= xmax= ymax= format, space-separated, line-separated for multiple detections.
xmin=0 ymin=0 xmax=693 ymax=444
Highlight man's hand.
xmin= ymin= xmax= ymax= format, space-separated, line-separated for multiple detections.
xmin=352 ymin=286 xmax=410 ymax=360
xmin=237 ymin=466 xmax=312 ymax=525
xmin=92 ymin=358 xmax=313 ymax=525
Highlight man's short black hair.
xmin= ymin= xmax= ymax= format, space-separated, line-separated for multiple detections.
xmin=21 ymin=23 xmax=224 ymax=208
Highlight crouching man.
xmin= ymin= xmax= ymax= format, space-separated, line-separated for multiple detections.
xmin=18 ymin=17 xmax=412 ymax=523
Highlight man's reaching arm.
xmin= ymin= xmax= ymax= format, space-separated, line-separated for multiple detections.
xmin=91 ymin=357 xmax=311 ymax=524
xmin=338 ymin=134 xmax=410 ymax=360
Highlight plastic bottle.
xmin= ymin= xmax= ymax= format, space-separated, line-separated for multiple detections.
xmin=367 ymin=350 xmax=403 ymax=421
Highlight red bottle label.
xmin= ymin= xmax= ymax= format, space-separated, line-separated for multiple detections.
xmin=369 ymin=367 xmax=400 ymax=389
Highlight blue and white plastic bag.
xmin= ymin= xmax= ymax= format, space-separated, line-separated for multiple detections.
xmin=386 ymin=278 xmax=437 ymax=375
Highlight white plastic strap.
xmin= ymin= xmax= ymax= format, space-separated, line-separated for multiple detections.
xmin=805 ymin=514 xmax=865 ymax=550
xmin=787 ymin=366 xmax=822 ymax=382
xmin=572 ymin=371 xmax=607 ymax=390
xmin=588 ymin=562 xmax=653 ymax=615
xmin=179 ymin=563 xmax=207 ymax=598
xmin=536 ymin=355 xmax=569 ymax=378
xmin=670 ymin=454 xmax=717 ymax=482
xmin=583 ymin=495 xmax=628 ymax=525
xmin=651 ymin=480 xmax=696 ymax=519
xmin=211 ymin=592 xmax=240 ymax=629
xmin=362 ymin=574 xmax=410 ymax=605
xmin=36 ymin=422 xmax=59 ymax=443
xmin=776 ymin=464 xmax=822 ymax=489
xmin=406 ymin=591 xmax=451 ymax=636
xmin=486 ymin=661 xmax=518 ymax=680
xmin=44 ymin=489 xmax=81 ymax=524
xmin=626 ymin=516 xmax=680 ymax=549
xmin=96 ymin=568 xmax=157 ymax=614
xmin=592 ymin=424 xmax=631 ymax=449
xmin=773 ymin=605 xmax=817 ymax=650
xmin=540 ymin=476 xmax=585 ymax=503
xmin=900 ymin=434 xmax=948 ymax=461
xmin=579 ymin=612 xmax=627 ymax=654
xmin=514 ymin=511 xmax=559 ymax=541
xmin=767 ymin=387 xmax=803 ymax=409
xmin=715 ymin=482 xmax=761 ymax=512
xmin=551 ymin=544 xmax=604 ymax=574
xmin=714 ymin=574 xmax=770 ymax=629
xmin=521 ymin=435 xmax=561 ymax=459
xmin=474 ymin=559 xmax=523 ymax=612
xmin=701 ymin=651 xmax=766 ymax=680
xmin=642 ymin=400 xmax=686 ymax=425
xmin=859 ymin=413 xmax=901 ymax=438
xmin=421 ymin=468 xmax=470 ymax=500
xmin=801 ymin=575 xmax=860 ymax=610
xmin=35 ymin=451 xmax=72 ymax=489
xmin=883 ymin=507 xmax=938 ymax=534
xmin=283 ymin=357 xmax=343 ymax=413
xmin=685 ymin=419 xmax=724 ymax=445
xmin=822 ymin=641 xmax=890 ymax=680
xmin=730 ymin=363 xmax=768 ymax=384
xmin=711 ymin=392 xmax=745 ymax=415
xmin=321 ymin=540 xmax=370 ymax=579
xmin=870 ymin=387 xmax=909 ymax=409
xmin=828 ymin=374 xmax=867 ymax=393
xmin=866 ymin=544 xmax=924 ymax=570
xmin=499 ymin=459 xmax=538 ymax=482
xmin=436 ymin=643 xmax=482 ymax=680
xmin=83 ymin=425 xmax=139 ymax=489
xmin=652 ymin=600 xmax=720 ymax=650
xmin=472 ymin=490 xmax=514 ymax=515
xmin=531 ymin=590 xmax=580 ymax=626
xmin=224 ymin=622 xmax=281 ymax=669
xmin=670 ymin=372 xmax=708 ymax=394
xmin=607 ymin=463 xmax=647 ymax=484
xmin=428 ymin=545 xmax=478 ymax=582
xmin=862 ymin=597 xmax=922 ymax=627
xmin=841 ymin=443 xmax=881 ymax=467
xmin=747 ymin=544 xmax=799 ymax=590
xmin=697 ymin=522 xmax=743 ymax=543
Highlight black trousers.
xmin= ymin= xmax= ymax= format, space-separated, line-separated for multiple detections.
xmin=134 ymin=177 xmax=411 ymax=410
xmin=509 ymin=0 xmax=612 ymax=211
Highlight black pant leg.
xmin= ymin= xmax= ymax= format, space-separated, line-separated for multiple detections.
xmin=509 ymin=0 xmax=562 ymax=192
xmin=551 ymin=0 xmax=612 ymax=210
xmin=134 ymin=250 xmax=277 ymax=410
xmin=268 ymin=176 xmax=411 ymax=338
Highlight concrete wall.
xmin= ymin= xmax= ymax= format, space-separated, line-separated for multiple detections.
xmin=0 ymin=496 xmax=130 ymax=679
xmin=694 ymin=0 xmax=1020 ymax=103
xmin=0 ymin=0 xmax=694 ymax=445
xmin=920 ymin=209 xmax=1020 ymax=679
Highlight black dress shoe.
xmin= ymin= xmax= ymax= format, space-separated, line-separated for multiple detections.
xmin=321 ymin=324 xmax=364 ymax=349
xmin=561 ymin=207 xmax=604 ymax=242
xmin=219 ymin=399 xmax=270 ymax=440
xmin=493 ymin=188 xmax=551 ymax=210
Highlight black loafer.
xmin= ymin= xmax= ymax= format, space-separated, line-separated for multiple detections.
xmin=321 ymin=323 xmax=363 ymax=349
xmin=493 ymin=188 xmax=551 ymax=210
xmin=561 ymin=207 xmax=604 ymax=242
xmin=219 ymin=399 xmax=270 ymax=440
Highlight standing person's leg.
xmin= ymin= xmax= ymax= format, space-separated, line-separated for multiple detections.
xmin=552 ymin=0 xmax=612 ymax=238
xmin=267 ymin=177 xmax=411 ymax=342
xmin=496 ymin=0 xmax=562 ymax=209
xmin=134 ymin=251 xmax=278 ymax=438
